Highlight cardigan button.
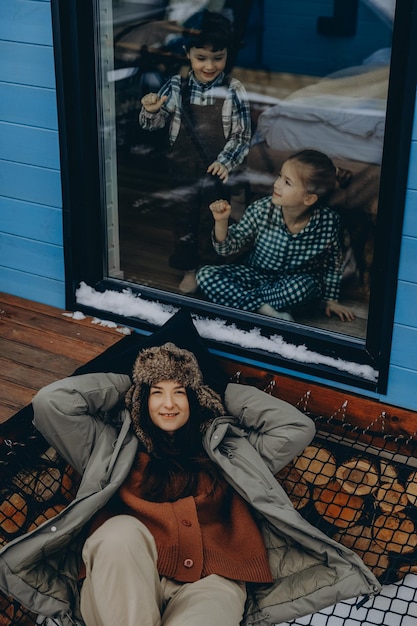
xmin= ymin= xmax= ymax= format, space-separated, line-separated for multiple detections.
xmin=182 ymin=519 xmax=192 ymax=527
xmin=184 ymin=559 xmax=194 ymax=568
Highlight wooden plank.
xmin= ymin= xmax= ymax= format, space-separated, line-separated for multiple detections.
xmin=218 ymin=359 xmax=417 ymax=443
xmin=0 ymin=337 xmax=83 ymax=377
xmin=0 ymin=41 xmax=55 ymax=89
xmin=0 ymin=378 xmax=44 ymax=423
xmin=0 ymin=355 xmax=63 ymax=393
xmin=395 ymin=281 xmax=417 ymax=327
xmin=408 ymin=142 xmax=417 ymax=191
xmin=0 ymin=0 xmax=53 ymax=46
xmin=0 ymin=160 xmax=62 ymax=207
xmin=0 ymin=234 xmax=64 ymax=281
xmin=386 ymin=366 xmax=417 ymax=411
xmin=0 ymin=199 xmax=62 ymax=245
xmin=0 ymin=122 xmax=60 ymax=169
xmin=0 ymin=269 xmax=65 ymax=309
xmin=0 ymin=294 xmax=126 ymax=425
xmin=390 ymin=325 xmax=417 ymax=370
xmin=403 ymin=189 xmax=417 ymax=236
xmin=0 ymin=293 xmax=126 ymax=346
xmin=0 ymin=83 xmax=58 ymax=130
xmin=0 ymin=315 xmax=121 ymax=358
xmin=398 ymin=236 xmax=417 ymax=282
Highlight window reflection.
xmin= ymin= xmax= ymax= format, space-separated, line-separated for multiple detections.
xmin=103 ymin=0 xmax=394 ymax=340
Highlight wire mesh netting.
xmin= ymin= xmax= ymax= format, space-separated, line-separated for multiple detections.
xmin=1 ymin=383 xmax=417 ymax=625
xmin=0 ymin=426 xmax=81 ymax=626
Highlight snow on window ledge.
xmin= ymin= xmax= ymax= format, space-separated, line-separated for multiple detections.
xmin=76 ymin=282 xmax=378 ymax=382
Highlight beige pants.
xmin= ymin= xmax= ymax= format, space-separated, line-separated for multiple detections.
xmin=80 ymin=515 xmax=247 ymax=626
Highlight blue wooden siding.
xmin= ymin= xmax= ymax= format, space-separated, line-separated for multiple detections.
xmin=0 ymin=0 xmax=417 ymax=411
xmin=385 ymin=105 xmax=417 ymax=409
xmin=0 ymin=0 xmax=65 ymax=308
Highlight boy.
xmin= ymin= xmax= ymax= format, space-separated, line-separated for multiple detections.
xmin=139 ymin=10 xmax=251 ymax=293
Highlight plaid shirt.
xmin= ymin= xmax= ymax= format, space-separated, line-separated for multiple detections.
xmin=139 ymin=71 xmax=251 ymax=171
xmin=213 ymin=197 xmax=344 ymax=302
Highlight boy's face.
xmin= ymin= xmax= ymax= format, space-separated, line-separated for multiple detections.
xmin=187 ymin=46 xmax=227 ymax=83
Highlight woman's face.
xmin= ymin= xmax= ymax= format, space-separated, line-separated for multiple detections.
xmin=148 ymin=380 xmax=190 ymax=434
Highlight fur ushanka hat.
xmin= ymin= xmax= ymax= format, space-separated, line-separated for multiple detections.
xmin=125 ymin=342 xmax=225 ymax=451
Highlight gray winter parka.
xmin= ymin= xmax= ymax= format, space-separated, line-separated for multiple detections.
xmin=0 ymin=373 xmax=381 ymax=626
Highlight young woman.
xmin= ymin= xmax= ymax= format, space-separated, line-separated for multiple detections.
xmin=0 ymin=342 xmax=380 ymax=626
xmin=197 ymin=149 xmax=355 ymax=322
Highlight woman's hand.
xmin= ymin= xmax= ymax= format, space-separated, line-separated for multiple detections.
xmin=325 ymin=300 xmax=356 ymax=322
xmin=207 ymin=160 xmax=229 ymax=182
xmin=141 ymin=93 xmax=168 ymax=113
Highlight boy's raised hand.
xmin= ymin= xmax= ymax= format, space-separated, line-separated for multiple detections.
xmin=209 ymin=199 xmax=232 ymax=221
xmin=141 ymin=93 xmax=168 ymax=113
xmin=207 ymin=161 xmax=229 ymax=182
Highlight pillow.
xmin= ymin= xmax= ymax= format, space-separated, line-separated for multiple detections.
xmin=72 ymin=308 xmax=229 ymax=395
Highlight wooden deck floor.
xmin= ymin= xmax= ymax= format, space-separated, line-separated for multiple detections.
xmin=0 ymin=293 xmax=125 ymax=427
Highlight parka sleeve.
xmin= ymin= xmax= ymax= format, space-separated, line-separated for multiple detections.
xmin=224 ymin=383 xmax=315 ymax=476
xmin=32 ymin=372 xmax=132 ymax=475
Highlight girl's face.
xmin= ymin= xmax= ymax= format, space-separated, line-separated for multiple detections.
xmin=187 ymin=46 xmax=227 ymax=83
xmin=148 ymin=380 xmax=190 ymax=434
xmin=272 ymin=160 xmax=317 ymax=210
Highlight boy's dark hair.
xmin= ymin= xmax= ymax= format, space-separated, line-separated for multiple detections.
xmin=184 ymin=10 xmax=233 ymax=53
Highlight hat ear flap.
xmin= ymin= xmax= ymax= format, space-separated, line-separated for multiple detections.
xmin=196 ymin=385 xmax=225 ymax=419
xmin=126 ymin=382 xmax=155 ymax=453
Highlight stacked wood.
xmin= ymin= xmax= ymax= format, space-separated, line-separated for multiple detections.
xmin=0 ymin=493 xmax=28 ymax=536
xmin=375 ymin=482 xmax=408 ymax=514
xmin=333 ymin=526 xmax=389 ymax=578
xmin=313 ymin=480 xmax=365 ymax=528
xmin=335 ymin=458 xmax=378 ymax=496
xmin=0 ymin=591 xmax=34 ymax=626
xmin=61 ymin=464 xmax=81 ymax=502
xmin=275 ymin=441 xmax=417 ymax=581
xmin=27 ymin=504 xmax=66 ymax=532
xmin=275 ymin=466 xmax=310 ymax=510
xmin=373 ymin=514 xmax=417 ymax=554
xmin=404 ymin=469 xmax=417 ymax=506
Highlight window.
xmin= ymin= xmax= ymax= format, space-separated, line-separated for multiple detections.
xmin=54 ymin=0 xmax=417 ymax=392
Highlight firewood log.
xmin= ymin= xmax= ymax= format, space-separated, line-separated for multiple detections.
xmin=373 ymin=513 xmax=417 ymax=554
xmin=275 ymin=465 xmax=310 ymax=509
xmin=404 ymin=469 xmax=417 ymax=506
xmin=375 ymin=482 xmax=408 ymax=514
xmin=33 ymin=467 xmax=62 ymax=502
xmin=335 ymin=458 xmax=378 ymax=496
xmin=27 ymin=505 xmax=66 ymax=532
xmin=313 ymin=480 xmax=364 ymax=528
xmin=0 ymin=493 xmax=28 ymax=535
xmin=294 ymin=445 xmax=336 ymax=485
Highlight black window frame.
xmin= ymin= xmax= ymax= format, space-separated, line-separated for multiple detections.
xmin=52 ymin=0 xmax=417 ymax=393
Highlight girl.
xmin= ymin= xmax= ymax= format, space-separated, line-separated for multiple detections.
xmin=196 ymin=149 xmax=356 ymax=322
xmin=139 ymin=11 xmax=251 ymax=294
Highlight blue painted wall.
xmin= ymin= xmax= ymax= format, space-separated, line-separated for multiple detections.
xmin=0 ymin=0 xmax=65 ymax=308
xmin=0 ymin=0 xmax=416 ymax=412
